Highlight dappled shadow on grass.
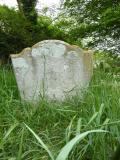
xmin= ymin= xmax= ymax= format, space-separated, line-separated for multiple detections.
xmin=0 ymin=66 xmax=120 ymax=159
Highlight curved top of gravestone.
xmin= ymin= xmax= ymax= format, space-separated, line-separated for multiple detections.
xmin=11 ymin=39 xmax=93 ymax=101
xmin=11 ymin=40 xmax=84 ymax=58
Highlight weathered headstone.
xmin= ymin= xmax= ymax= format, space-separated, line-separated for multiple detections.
xmin=11 ymin=40 xmax=93 ymax=101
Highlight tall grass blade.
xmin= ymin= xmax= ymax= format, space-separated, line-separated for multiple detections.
xmin=97 ymin=103 xmax=104 ymax=124
xmin=24 ymin=123 xmax=54 ymax=160
xmin=56 ymin=130 xmax=107 ymax=160
xmin=100 ymin=118 xmax=110 ymax=129
xmin=3 ymin=123 xmax=18 ymax=141
xmin=65 ymin=115 xmax=76 ymax=143
xmin=87 ymin=112 xmax=98 ymax=125
xmin=17 ymin=127 xmax=24 ymax=160
xmin=76 ymin=118 xmax=82 ymax=135
xmin=0 ymin=123 xmax=18 ymax=149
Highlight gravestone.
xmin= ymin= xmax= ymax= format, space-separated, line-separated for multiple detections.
xmin=11 ymin=40 xmax=93 ymax=101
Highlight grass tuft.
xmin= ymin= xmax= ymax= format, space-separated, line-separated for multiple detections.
xmin=0 ymin=64 xmax=120 ymax=159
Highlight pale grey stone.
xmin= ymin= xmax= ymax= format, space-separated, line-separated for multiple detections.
xmin=11 ymin=40 xmax=93 ymax=101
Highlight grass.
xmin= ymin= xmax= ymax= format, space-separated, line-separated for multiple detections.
xmin=0 ymin=64 xmax=120 ymax=160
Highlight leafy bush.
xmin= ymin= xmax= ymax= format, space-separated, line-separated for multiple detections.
xmin=0 ymin=5 xmax=65 ymax=64
xmin=0 ymin=6 xmax=31 ymax=61
xmin=94 ymin=52 xmax=120 ymax=73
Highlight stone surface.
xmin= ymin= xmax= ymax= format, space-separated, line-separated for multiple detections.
xmin=11 ymin=40 xmax=93 ymax=101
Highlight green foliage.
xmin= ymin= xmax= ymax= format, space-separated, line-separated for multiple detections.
xmin=0 ymin=5 xmax=31 ymax=60
xmin=17 ymin=0 xmax=38 ymax=24
xmin=56 ymin=130 xmax=107 ymax=160
xmin=0 ymin=60 xmax=120 ymax=159
xmin=0 ymin=5 xmax=65 ymax=63
xmin=0 ymin=1 xmax=120 ymax=158
xmin=25 ymin=123 xmax=107 ymax=160
xmin=94 ymin=52 xmax=120 ymax=73
xmin=64 ymin=0 xmax=120 ymax=49
xmin=65 ymin=0 xmax=120 ymax=22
